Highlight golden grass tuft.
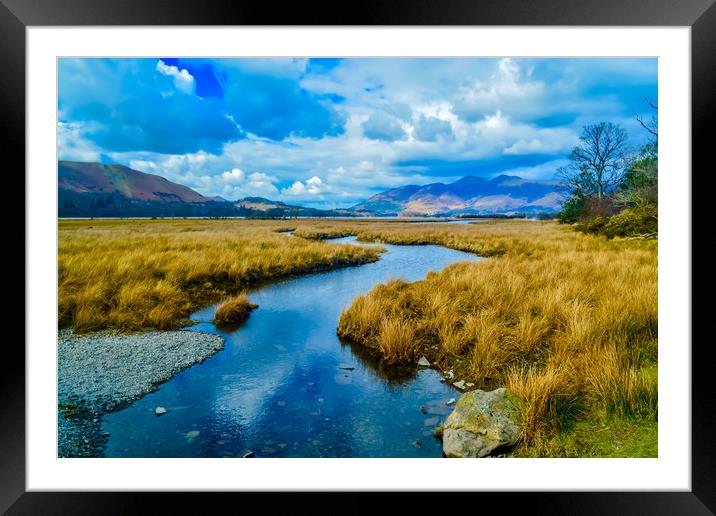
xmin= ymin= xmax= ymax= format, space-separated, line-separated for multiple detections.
xmin=213 ymin=293 xmax=258 ymax=327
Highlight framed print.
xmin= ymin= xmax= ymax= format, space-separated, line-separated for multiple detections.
xmin=5 ymin=0 xmax=714 ymax=512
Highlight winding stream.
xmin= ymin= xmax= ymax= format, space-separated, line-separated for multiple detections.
xmin=102 ymin=236 xmax=483 ymax=457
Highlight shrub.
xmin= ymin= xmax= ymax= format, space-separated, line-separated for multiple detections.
xmin=603 ymin=204 xmax=657 ymax=238
xmin=575 ymin=214 xmax=608 ymax=235
xmin=556 ymin=196 xmax=586 ymax=224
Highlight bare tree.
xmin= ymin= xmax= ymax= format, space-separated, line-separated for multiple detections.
xmin=635 ymin=98 xmax=658 ymax=144
xmin=558 ymin=122 xmax=629 ymax=201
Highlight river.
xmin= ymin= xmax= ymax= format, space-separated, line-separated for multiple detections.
xmin=101 ymin=236 xmax=483 ymax=457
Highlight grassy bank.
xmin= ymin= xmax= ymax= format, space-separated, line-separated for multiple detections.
xmin=58 ymin=219 xmax=383 ymax=332
xmin=331 ymin=219 xmax=657 ymax=457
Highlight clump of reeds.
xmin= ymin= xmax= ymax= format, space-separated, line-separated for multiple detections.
xmin=212 ymin=293 xmax=258 ymax=327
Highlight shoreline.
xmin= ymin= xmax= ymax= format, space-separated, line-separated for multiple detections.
xmin=58 ymin=329 xmax=224 ymax=457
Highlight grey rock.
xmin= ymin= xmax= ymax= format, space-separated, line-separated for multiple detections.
xmin=242 ymin=451 xmax=255 ymax=458
xmin=442 ymin=387 xmax=522 ymax=458
xmin=445 ymin=398 xmax=456 ymax=406
xmin=453 ymin=380 xmax=466 ymax=390
xmin=417 ymin=356 xmax=430 ymax=367
xmin=154 ymin=406 xmax=168 ymax=416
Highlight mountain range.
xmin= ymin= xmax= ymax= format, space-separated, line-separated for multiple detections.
xmin=351 ymin=175 xmax=565 ymax=216
xmin=58 ymin=161 xmax=565 ymax=218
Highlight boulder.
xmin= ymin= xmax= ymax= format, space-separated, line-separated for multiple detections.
xmin=442 ymin=388 xmax=521 ymax=458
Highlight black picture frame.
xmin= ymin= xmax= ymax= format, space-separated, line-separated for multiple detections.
xmin=5 ymin=0 xmax=712 ymax=513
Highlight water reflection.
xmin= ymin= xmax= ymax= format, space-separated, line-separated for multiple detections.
xmin=102 ymin=237 xmax=482 ymax=457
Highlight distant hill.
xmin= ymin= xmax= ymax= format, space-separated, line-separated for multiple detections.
xmin=57 ymin=161 xmax=358 ymax=219
xmin=350 ymin=175 xmax=566 ymax=216
xmin=59 ymin=161 xmax=209 ymax=203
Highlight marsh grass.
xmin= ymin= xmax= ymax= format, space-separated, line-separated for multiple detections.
xmin=333 ymin=219 xmax=657 ymax=456
xmin=59 ymin=218 xmax=657 ymax=456
xmin=59 ymin=219 xmax=383 ymax=332
xmin=213 ymin=293 xmax=258 ymax=327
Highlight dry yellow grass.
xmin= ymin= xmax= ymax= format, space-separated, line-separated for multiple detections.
xmin=58 ymin=219 xmax=383 ymax=332
xmin=333 ymin=219 xmax=657 ymax=455
xmin=59 ymin=217 xmax=657 ymax=456
xmin=213 ymin=293 xmax=258 ymax=327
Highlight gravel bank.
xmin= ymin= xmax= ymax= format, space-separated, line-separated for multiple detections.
xmin=58 ymin=329 xmax=224 ymax=457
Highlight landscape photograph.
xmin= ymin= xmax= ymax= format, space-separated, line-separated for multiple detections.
xmin=57 ymin=57 xmax=658 ymax=459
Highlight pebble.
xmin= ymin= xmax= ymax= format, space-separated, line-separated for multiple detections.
xmin=445 ymin=398 xmax=456 ymax=406
xmin=58 ymin=329 xmax=223 ymax=457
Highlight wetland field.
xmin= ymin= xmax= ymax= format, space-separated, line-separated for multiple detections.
xmin=58 ymin=218 xmax=657 ymax=458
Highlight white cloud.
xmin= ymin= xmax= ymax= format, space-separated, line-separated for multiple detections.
xmin=156 ymin=60 xmax=195 ymax=94
xmin=452 ymin=58 xmax=544 ymax=122
xmin=200 ymin=169 xmax=280 ymax=200
xmin=57 ymin=121 xmax=103 ymax=162
xmin=221 ymin=167 xmax=246 ymax=184
xmin=283 ymin=176 xmax=326 ymax=196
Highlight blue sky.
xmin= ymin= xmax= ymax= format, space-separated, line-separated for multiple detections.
xmin=58 ymin=57 xmax=657 ymax=209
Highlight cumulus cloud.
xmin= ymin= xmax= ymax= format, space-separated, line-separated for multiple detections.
xmin=196 ymin=168 xmax=279 ymax=200
xmin=452 ymin=58 xmax=545 ymax=122
xmin=412 ymin=115 xmax=454 ymax=142
xmin=156 ymin=60 xmax=195 ymax=94
xmin=362 ymin=111 xmax=406 ymax=141
xmin=59 ymin=58 xmax=243 ymax=154
xmin=283 ymin=176 xmax=326 ymax=196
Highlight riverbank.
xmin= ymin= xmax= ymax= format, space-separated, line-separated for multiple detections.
xmin=332 ymin=220 xmax=657 ymax=456
xmin=59 ymin=219 xmax=383 ymax=333
xmin=58 ymin=328 xmax=224 ymax=457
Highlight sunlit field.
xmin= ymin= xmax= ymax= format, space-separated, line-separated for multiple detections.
xmin=58 ymin=218 xmax=657 ymax=456
xmin=58 ymin=219 xmax=382 ymax=332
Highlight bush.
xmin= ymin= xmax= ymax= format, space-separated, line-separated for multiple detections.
xmin=556 ymin=196 xmax=586 ymax=224
xmin=575 ymin=214 xmax=608 ymax=235
xmin=603 ymin=204 xmax=657 ymax=238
